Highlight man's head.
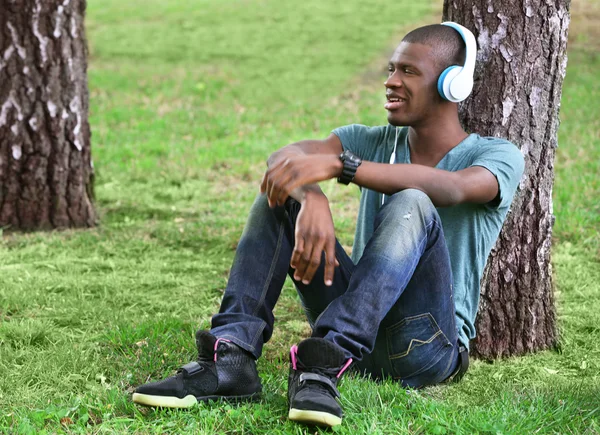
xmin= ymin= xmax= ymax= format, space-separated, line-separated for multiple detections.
xmin=403 ymin=24 xmax=466 ymax=78
xmin=384 ymin=24 xmax=467 ymax=127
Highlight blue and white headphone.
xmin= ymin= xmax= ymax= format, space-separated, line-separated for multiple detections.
xmin=437 ymin=22 xmax=477 ymax=103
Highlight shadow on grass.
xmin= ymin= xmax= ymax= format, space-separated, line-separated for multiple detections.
xmin=100 ymin=203 xmax=199 ymax=223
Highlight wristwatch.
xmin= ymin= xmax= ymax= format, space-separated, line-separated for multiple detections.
xmin=337 ymin=150 xmax=362 ymax=185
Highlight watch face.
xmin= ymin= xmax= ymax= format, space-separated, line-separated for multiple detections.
xmin=343 ymin=151 xmax=360 ymax=163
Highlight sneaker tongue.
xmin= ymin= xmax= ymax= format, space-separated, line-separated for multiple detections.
xmin=297 ymin=338 xmax=346 ymax=369
xmin=195 ymin=331 xmax=217 ymax=359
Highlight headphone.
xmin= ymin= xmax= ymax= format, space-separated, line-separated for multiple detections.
xmin=437 ymin=22 xmax=477 ymax=102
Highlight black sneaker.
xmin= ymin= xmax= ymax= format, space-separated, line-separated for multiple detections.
xmin=132 ymin=331 xmax=262 ymax=408
xmin=287 ymin=337 xmax=353 ymax=427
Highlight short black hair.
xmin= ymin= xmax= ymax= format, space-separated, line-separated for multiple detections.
xmin=402 ymin=24 xmax=467 ymax=74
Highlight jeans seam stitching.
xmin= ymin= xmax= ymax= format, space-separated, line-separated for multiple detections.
xmin=251 ymin=211 xmax=286 ymax=319
xmin=386 ymin=313 xmax=443 ymax=356
xmin=386 ymin=312 xmax=452 ymax=379
xmin=438 ymin=347 xmax=458 ymax=381
xmin=218 ymin=334 xmax=256 ymax=352
xmin=337 ymin=246 xmax=354 ymax=278
xmin=389 ymin=330 xmax=444 ymax=359
xmin=249 ymin=321 xmax=266 ymax=351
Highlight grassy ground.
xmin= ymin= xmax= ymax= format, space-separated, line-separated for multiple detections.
xmin=1 ymin=0 xmax=599 ymax=433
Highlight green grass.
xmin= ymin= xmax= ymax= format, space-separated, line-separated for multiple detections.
xmin=554 ymin=50 xmax=600 ymax=252
xmin=1 ymin=0 xmax=599 ymax=433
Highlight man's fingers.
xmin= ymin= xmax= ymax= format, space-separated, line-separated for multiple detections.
xmin=291 ymin=236 xmax=305 ymax=276
xmin=261 ymin=160 xmax=284 ymax=195
xmin=323 ymin=238 xmax=336 ymax=286
xmin=260 ymin=171 xmax=268 ymax=194
xmin=266 ymin=172 xmax=281 ymax=208
xmin=301 ymin=238 xmax=324 ymax=285
xmin=295 ymin=239 xmax=314 ymax=283
xmin=262 ymin=163 xmax=284 ymax=206
xmin=267 ymin=168 xmax=290 ymax=208
xmin=275 ymin=172 xmax=293 ymax=206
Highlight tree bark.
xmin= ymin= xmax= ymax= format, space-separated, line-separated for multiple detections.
xmin=442 ymin=0 xmax=570 ymax=358
xmin=0 ymin=0 xmax=96 ymax=230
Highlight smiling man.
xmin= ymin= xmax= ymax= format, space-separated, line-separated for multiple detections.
xmin=133 ymin=23 xmax=524 ymax=427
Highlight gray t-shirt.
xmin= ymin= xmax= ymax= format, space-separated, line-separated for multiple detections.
xmin=332 ymin=124 xmax=525 ymax=349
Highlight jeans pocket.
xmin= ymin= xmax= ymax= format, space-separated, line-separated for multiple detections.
xmin=386 ymin=313 xmax=451 ymax=380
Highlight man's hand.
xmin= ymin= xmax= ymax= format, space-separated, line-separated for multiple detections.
xmin=260 ymin=154 xmax=342 ymax=208
xmin=291 ymin=192 xmax=339 ymax=286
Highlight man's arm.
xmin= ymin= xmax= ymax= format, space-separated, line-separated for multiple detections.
xmin=263 ymin=144 xmax=499 ymax=209
xmin=354 ymin=162 xmax=499 ymax=207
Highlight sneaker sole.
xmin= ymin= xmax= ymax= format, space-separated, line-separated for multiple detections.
xmin=132 ymin=392 xmax=260 ymax=408
xmin=288 ymin=408 xmax=342 ymax=427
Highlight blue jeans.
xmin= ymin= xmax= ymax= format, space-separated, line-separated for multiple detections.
xmin=211 ymin=189 xmax=460 ymax=388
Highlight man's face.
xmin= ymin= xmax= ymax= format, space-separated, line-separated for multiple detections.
xmin=384 ymin=42 xmax=441 ymax=127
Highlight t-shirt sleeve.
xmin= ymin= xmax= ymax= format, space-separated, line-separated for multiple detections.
xmin=471 ymin=140 xmax=525 ymax=209
xmin=331 ymin=124 xmax=386 ymax=162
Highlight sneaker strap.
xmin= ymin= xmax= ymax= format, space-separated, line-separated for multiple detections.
xmin=298 ymin=372 xmax=340 ymax=398
xmin=178 ymin=361 xmax=205 ymax=377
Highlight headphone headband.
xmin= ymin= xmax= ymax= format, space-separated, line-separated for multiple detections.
xmin=441 ymin=22 xmax=477 ymax=76
xmin=438 ymin=22 xmax=477 ymax=102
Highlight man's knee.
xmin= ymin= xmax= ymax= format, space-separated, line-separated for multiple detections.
xmin=252 ymin=193 xmax=300 ymax=214
xmin=388 ymin=188 xmax=433 ymax=209
xmin=249 ymin=193 xmax=283 ymax=219
xmin=245 ymin=193 xmax=300 ymax=236
xmin=379 ymin=189 xmax=436 ymax=222
xmin=243 ymin=194 xmax=278 ymax=235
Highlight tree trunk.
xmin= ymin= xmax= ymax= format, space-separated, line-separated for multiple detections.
xmin=443 ymin=0 xmax=570 ymax=358
xmin=0 ymin=0 xmax=96 ymax=230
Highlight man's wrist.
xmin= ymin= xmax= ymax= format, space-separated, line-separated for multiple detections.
xmin=297 ymin=185 xmax=327 ymax=205
xmin=332 ymin=154 xmax=344 ymax=178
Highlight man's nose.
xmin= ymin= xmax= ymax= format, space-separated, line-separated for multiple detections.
xmin=384 ymin=71 xmax=402 ymax=88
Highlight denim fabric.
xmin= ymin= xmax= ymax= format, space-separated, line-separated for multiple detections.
xmin=211 ymin=189 xmax=459 ymax=388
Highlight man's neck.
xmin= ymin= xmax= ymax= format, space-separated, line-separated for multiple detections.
xmin=407 ymin=117 xmax=468 ymax=167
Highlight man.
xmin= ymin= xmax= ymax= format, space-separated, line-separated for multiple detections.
xmin=133 ymin=23 xmax=524 ymax=427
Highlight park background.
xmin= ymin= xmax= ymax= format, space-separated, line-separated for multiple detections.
xmin=1 ymin=0 xmax=599 ymax=433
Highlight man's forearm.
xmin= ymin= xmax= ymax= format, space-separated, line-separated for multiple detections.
xmin=265 ymin=147 xmax=472 ymax=207
xmin=353 ymin=161 xmax=466 ymax=207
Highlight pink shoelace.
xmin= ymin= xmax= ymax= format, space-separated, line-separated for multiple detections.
xmin=214 ymin=338 xmax=231 ymax=362
xmin=289 ymin=345 xmax=353 ymax=378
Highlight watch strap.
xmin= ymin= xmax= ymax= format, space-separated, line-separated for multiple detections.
xmin=337 ymin=151 xmax=361 ymax=185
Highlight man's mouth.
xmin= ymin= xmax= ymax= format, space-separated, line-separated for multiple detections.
xmin=384 ymin=96 xmax=406 ymax=111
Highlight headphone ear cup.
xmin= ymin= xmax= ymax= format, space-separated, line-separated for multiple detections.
xmin=437 ymin=66 xmax=462 ymax=101
xmin=449 ymin=73 xmax=474 ymax=102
